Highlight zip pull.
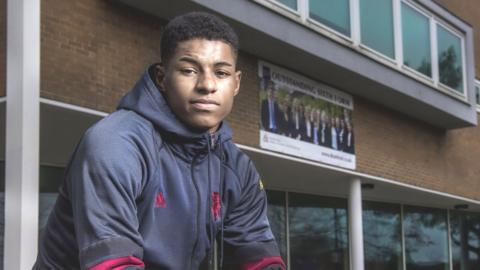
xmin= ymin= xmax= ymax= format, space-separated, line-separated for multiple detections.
xmin=209 ymin=133 xmax=216 ymax=149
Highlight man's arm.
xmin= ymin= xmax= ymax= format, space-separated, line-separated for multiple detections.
xmin=65 ymin=126 xmax=146 ymax=270
xmin=222 ymin=160 xmax=285 ymax=270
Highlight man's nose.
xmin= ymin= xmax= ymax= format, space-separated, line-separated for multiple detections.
xmin=196 ymin=72 xmax=217 ymax=94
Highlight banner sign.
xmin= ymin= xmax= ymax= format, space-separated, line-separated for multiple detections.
xmin=258 ymin=61 xmax=355 ymax=169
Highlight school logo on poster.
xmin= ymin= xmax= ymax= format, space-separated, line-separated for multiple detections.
xmin=258 ymin=61 xmax=355 ymax=170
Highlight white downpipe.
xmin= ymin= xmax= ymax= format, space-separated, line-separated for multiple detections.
xmin=349 ymin=178 xmax=364 ymax=270
xmin=4 ymin=0 xmax=41 ymax=269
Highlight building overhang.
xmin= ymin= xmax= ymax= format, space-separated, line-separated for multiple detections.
xmin=0 ymin=100 xmax=476 ymax=211
xmin=240 ymin=144 xmax=480 ymax=212
xmin=117 ymin=0 xmax=477 ymax=129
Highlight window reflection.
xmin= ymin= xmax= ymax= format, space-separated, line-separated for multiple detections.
xmin=402 ymin=3 xmax=431 ymax=77
xmin=363 ymin=201 xmax=402 ymax=270
xmin=309 ymin=0 xmax=350 ymax=36
xmin=39 ymin=165 xmax=64 ymax=238
xmin=275 ymin=0 xmax=297 ymax=10
xmin=404 ymin=205 xmax=449 ymax=270
xmin=289 ymin=192 xmax=349 ymax=270
xmin=360 ymin=0 xmax=395 ymax=58
xmin=475 ymin=85 xmax=480 ymax=105
xmin=437 ymin=25 xmax=463 ymax=92
xmin=450 ymin=211 xmax=480 ymax=270
xmin=266 ymin=190 xmax=288 ymax=263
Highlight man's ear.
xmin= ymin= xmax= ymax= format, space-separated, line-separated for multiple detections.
xmin=234 ymin=70 xmax=242 ymax=96
xmin=155 ymin=64 xmax=166 ymax=91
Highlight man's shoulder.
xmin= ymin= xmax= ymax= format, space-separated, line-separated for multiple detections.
xmin=81 ymin=110 xmax=160 ymax=156
xmin=222 ymin=141 xmax=257 ymax=178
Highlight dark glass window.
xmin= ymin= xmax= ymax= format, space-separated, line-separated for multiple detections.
xmin=450 ymin=211 xmax=480 ymax=270
xmin=39 ymin=165 xmax=65 ymax=238
xmin=0 ymin=162 xmax=4 ymax=270
xmin=360 ymin=0 xmax=395 ymax=58
xmin=309 ymin=0 xmax=350 ymax=36
xmin=275 ymin=0 xmax=297 ymax=10
xmin=475 ymin=84 xmax=480 ymax=105
xmin=402 ymin=3 xmax=432 ymax=77
xmin=363 ymin=201 xmax=402 ymax=270
xmin=289 ymin=192 xmax=349 ymax=269
xmin=437 ymin=25 xmax=464 ymax=92
xmin=266 ymin=190 xmax=288 ymax=263
xmin=404 ymin=205 xmax=449 ymax=270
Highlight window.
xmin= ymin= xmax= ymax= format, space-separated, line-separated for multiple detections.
xmin=266 ymin=190 xmax=288 ymax=263
xmin=450 ymin=210 xmax=480 ymax=270
xmin=404 ymin=205 xmax=450 ymax=270
xmin=360 ymin=0 xmax=395 ymax=58
xmin=289 ymin=192 xmax=349 ymax=269
xmin=275 ymin=0 xmax=297 ymax=10
xmin=402 ymin=2 xmax=431 ymax=77
xmin=437 ymin=24 xmax=464 ymax=93
xmin=363 ymin=201 xmax=402 ymax=270
xmin=39 ymin=165 xmax=65 ymax=238
xmin=475 ymin=80 xmax=480 ymax=107
xmin=309 ymin=0 xmax=350 ymax=36
xmin=255 ymin=0 xmax=470 ymax=100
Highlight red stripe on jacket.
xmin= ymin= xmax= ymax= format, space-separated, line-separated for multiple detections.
xmin=88 ymin=256 xmax=145 ymax=270
xmin=242 ymin=256 xmax=286 ymax=270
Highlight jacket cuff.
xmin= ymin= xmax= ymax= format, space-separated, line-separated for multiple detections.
xmin=80 ymin=237 xmax=143 ymax=269
xmin=242 ymin=257 xmax=285 ymax=270
xmin=88 ymin=256 xmax=144 ymax=270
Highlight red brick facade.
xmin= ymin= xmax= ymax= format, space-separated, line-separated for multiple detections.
xmin=40 ymin=0 xmax=162 ymax=112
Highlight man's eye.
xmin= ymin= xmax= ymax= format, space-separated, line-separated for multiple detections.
xmin=180 ymin=69 xmax=197 ymax=75
xmin=215 ymin=70 xmax=230 ymax=78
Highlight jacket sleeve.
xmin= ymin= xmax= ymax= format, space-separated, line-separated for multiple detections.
xmin=64 ymin=127 xmax=147 ymax=270
xmin=222 ymin=160 xmax=285 ymax=270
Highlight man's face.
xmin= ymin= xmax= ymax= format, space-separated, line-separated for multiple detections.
xmin=158 ymin=39 xmax=241 ymax=133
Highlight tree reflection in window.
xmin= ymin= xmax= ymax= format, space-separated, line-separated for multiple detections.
xmin=404 ymin=205 xmax=449 ymax=270
xmin=437 ymin=25 xmax=463 ymax=92
xmin=266 ymin=190 xmax=288 ymax=263
xmin=450 ymin=211 xmax=480 ymax=270
xmin=363 ymin=201 xmax=402 ymax=270
xmin=288 ymin=192 xmax=349 ymax=270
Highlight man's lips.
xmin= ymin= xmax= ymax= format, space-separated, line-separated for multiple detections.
xmin=190 ymin=99 xmax=219 ymax=110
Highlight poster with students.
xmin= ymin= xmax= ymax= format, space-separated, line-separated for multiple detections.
xmin=259 ymin=61 xmax=355 ymax=170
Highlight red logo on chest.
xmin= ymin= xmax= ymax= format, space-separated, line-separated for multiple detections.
xmin=211 ymin=192 xmax=221 ymax=221
xmin=155 ymin=192 xmax=167 ymax=208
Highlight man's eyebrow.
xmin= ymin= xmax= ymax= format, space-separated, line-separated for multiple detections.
xmin=178 ymin=56 xmax=200 ymax=65
xmin=177 ymin=56 xmax=234 ymax=68
xmin=214 ymin=61 xmax=233 ymax=67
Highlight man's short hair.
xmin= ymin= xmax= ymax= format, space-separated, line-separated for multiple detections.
xmin=161 ymin=12 xmax=239 ymax=63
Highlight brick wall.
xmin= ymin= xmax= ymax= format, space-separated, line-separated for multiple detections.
xmin=41 ymin=0 xmax=162 ymax=112
xmin=41 ymin=0 xmax=480 ymax=201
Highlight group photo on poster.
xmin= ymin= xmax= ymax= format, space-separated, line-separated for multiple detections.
xmin=259 ymin=61 xmax=356 ymax=169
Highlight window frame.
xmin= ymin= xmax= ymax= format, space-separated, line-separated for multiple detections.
xmin=357 ymin=0 xmax=397 ymax=62
xmin=435 ymin=20 xmax=467 ymax=97
xmin=400 ymin=0 xmax=435 ymax=84
xmin=305 ymin=0 xmax=354 ymax=44
xmin=252 ymin=0 xmax=470 ymax=102
xmin=254 ymin=0 xmax=302 ymax=22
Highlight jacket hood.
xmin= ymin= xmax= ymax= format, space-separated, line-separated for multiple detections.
xmin=117 ymin=65 xmax=233 ymax=145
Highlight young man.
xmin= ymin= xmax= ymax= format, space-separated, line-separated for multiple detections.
xmin=34 ymin=12 xmax=285 ymax=270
